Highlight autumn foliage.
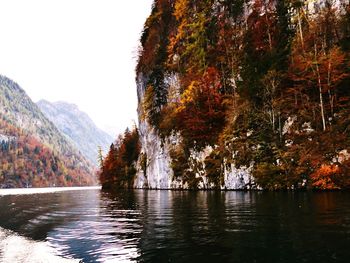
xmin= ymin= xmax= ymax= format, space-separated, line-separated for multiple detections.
xmin=173 ymin=67 xmax=226 ymax=148
xmin=136 ymin=0 xmax=350 ymax=190
xmin=0 ymin=116 xmax=96 ymax=188
xmin=99 ymin=127 xmax=140 ymax=189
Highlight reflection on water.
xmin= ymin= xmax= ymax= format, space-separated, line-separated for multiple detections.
xmin=1 ymin=189 xmax=350 ymax=262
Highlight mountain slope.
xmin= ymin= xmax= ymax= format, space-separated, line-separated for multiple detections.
xmin=37 ymin=100 xmax=113 ymax=165
xmin=0 ymin=75 xmax=97 ymax=187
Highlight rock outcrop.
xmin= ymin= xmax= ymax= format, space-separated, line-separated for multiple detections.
xmin=134 ymin=75 xmax=254 ymax=190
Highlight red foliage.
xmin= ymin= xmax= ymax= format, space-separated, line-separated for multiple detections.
xmin=310 ymin=164 xmax=341 ymax=190
xmin=175 ymin=67 xmax=226 ymax=148
xmin=247 ymin=0 xmax=277 ymax=54
xmin=0 ymin=117 xmax=96 ymax=188
xmin=99 ymin=127 xmax=140 ymax=189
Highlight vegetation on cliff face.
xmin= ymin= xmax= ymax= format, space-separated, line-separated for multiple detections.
xmin=99 ymin=127 xmax=140 ymax=189
xmin=133 ymin=0 xmax=350 ymax=190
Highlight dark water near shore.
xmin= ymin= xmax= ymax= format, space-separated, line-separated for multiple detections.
xmin=1 ymin=189 xmax=350 ymax=262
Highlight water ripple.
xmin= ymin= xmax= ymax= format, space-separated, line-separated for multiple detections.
xmin=1 ymin=189 xmax=350 ymax=262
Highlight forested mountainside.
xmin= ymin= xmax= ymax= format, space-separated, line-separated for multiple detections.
xmin=101 ymin=0 xmax=350 ymax=190
xmin=37 ymin=100 xmax=113 ymax=166
xmin=0 ymin=75 xmax=96 ymax=187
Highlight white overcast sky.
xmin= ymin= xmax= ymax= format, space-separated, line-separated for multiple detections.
xmin=0 ymin=0 xmax=153 ymax=138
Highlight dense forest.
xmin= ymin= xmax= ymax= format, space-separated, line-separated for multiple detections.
xmin=0 ymin=75 xmax=97 ymax=188
xmin=0 ymin=115 xmax=95 ymax=187
xmin=101 ymin=0 xmax=350 ymax=190
xmin=99 ymin=128 xmax=140 ymax=189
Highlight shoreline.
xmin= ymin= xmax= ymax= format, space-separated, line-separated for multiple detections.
xmin=0 ymin=186 xmax=101 ymax=196
xmin=102 ymin=186 xmax=350 ymax=192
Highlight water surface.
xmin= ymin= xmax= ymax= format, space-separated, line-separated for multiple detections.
xmin=1 ymin=188 xmax=350 ymax=262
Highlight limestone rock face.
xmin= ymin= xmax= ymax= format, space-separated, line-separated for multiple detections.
xmin=134 ymin=74 xmax=174 ymax=189
xmin=134 ymin=74 xmax=255 ymax=190
xmin=222 ymin=162 xmax=255 ymax=190
xmin=134 ymin=120 xmax=174 ymax=189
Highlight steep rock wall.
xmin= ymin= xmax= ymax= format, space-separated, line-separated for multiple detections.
xmin=134 ymin=75 xmax=254 ymax=190
xmin=134 ymin=120 xmax=174 ymax=189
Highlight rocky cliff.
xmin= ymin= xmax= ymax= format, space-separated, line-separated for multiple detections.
xmin=129 ymin=0 xmax=350 ymax=190
xmin=134 ymin=74 xmax=254 ymax=190
xmin=101 ymin=0 xmax=350 ymax=190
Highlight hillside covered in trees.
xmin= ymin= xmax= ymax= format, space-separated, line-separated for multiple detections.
xmin=0 ymin=117 xmax=95 ymax=187
xmin=101 ymin=0 xmax=350 ymax=190
xmin=0 ymin=75 xmax=97 ymax=188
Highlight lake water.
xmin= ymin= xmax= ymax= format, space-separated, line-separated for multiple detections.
xmin=0 ymin=188 xmax=350 ymax=262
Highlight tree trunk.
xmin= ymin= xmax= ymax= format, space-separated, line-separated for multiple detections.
xmin=263 ymin=1 xmax=273 ymax=51
xmin=327 ymin=60 xmax=334 ymax=118
xmin=314 ymin=44 xmax=326 ymax=131
xmin=278 ymin=112 xmax=282 ymax=142
xmin=297 ymin=11 xmax=304 ymax=50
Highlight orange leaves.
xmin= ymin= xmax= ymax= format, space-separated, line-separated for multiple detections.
xmin=176 ymin=81 xmax=197 ymax=112
xmin=0 ymin=117 xmax=93 ymax=188
xmin=135 ymin=0 xmax=350 ymax=190
xmin=287 ymin=24 xmax=349 ymax=130
xmin=176 ymin=67 xmax=221 ymax=113
xmin=323 ymin=47 xmax=348 ymax=88
xmin=310 ymin=164 xmax=341 ymax=190
xmin=99 ymin=127 xmax=140 ymax=188
xmin=174 ymin=0 xmax=189 ymax=20
xmin=291 ymin=46 xmax=348 ymax=92
xmin=168 ymin=1 xmax=210 ymax=72
xmin=173 ymin=67 xmax=226 ymax=148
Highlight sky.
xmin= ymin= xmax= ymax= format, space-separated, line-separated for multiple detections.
xmin=0 ymin=0 xmax=154 ymax=138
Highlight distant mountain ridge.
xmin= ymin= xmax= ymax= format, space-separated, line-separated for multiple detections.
xmin=0 ymin=75 xmax=96 ymax=188
xmin=37 ymin=100 xmax=113 ymax=165
xmin=0 ymin=76 xmax=79 ymax=157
